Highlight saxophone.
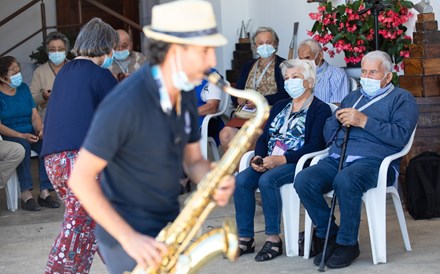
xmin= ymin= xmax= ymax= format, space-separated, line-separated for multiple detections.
xmin=127 ymin=72 xmax=270 ymax=274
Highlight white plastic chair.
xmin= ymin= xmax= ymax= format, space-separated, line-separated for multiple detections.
xmin=200 ymin=91 xmax=231 ymax=161
xmin=238 ymin=149 xmax=331 ymax=256
xmin=5 ymin=171 xmax=20 ymax=212
xmin=0 ymin=134 xmax=19 ymax=212
xmin=281 ymin=103 xmax=338 ymax=256
xmin=349 ymin=77 xmax=358 ymax=91
xmin=0 ymin=135 xmax=38 ymax=212
xmin=238 ymin=103 xmax=338 ymax=257
xmin=302 ymin=127 xmax=416 ymax=263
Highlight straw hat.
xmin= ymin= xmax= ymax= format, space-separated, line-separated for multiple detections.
xmin=143 ymin=0 xmax=227 ymax=47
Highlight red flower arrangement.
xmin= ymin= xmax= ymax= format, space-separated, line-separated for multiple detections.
xmin=308 ymin=0 xmax=413 ymax=72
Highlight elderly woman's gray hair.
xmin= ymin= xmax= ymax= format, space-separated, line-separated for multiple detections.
xmin=362 ymin=51 xmax=393 ymax=73
xmin=280 ymin=58 xmax=317 ymax=89
xmin=298 ymin=39 xmax=322 ymax=56
xmin=72 ymin=18 xmax=119 ymax=57
xmin=252 ymin=27 xmax=279 ymax=49
xmin=45 ymin=31 xmax=70 ymax=54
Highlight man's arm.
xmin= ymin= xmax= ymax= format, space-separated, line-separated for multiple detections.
xmin=69 ymin=148 xmax=166 ymax=269
xmin=198 ymin=99 xmax=220 ymax=116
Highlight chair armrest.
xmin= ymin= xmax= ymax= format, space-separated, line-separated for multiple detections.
xmin=310 ymin=149 xmax=330 ymax=166
xmin=295 ymin=148 xmax=330 ymax=176
xmin=376 ymin=127 xmax=416 ymax=190
xmin=239 ymin=150 xmax=255 ymax=172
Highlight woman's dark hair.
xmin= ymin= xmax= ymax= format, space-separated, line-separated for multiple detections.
xmin=0 ymin=56 xmax=17 ymax=78
xmin=145 ymin=39 xmax=171 ymax=65
xmin=72 ymin=18 xmax=119 ymax=57
xmin=45 ymin=31 xmax=70 ymax=54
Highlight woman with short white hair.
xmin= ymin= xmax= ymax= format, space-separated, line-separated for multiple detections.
xmin=234 ymin=58 xmax=332 ymax=262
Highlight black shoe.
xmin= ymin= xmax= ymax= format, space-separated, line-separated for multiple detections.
xmin=254 ymin=240 xmax=283 ymax=262
xmin=313 ymin=236 xmax=337 ymax=266
xmin=238 ymin=238 xmax=255 ymax=256
xmin=326 ymin=242 xmax=360 ymax=269
xmin=21 ymin=198 xmax=41 ymax=211
xmin=38 ymin=195 xmax=60 ymax=208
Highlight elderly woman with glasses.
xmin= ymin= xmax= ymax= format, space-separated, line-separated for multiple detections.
xmin=30 ymin=31 xmax=70 ymax=121
xmin=40 ymin=18 xmax=118 ymax=274
xmin=0 ymin=56 xmax=59 ymax=211
xmin=234 ymin=58 xmax=332 ymax=262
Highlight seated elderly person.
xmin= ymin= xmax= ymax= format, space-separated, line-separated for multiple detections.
xmin=294 ymin=51 xmax=418 ymax=269
xmin=196 ymin=68 xmax=224 ymax=144
xmin=235 ymin=58 xmax=332 ymax=262
xmin=0 ymin=56 xmax=59 ymax=211
xmin=220 ymin=26 xmax=289 ymax=151
xmin=30 ymin=31 xmax=70 ymax=121
xmin=110 ymin=29 xmax=146 ymax=81
xmin=298 ymin=39 xmax=349 ymax=104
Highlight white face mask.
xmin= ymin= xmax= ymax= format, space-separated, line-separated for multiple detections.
xmin=360 ymin=73 xmax=388 ymax=97
xmin=257 ymin=44 xmax=276 ymax=59
xmin=48 ymin=52 xmax=66 ymax=65
xmin=284 ymin=78 xmax=306 ymax=99
xmin=3 ymin=72 xmax=23 ymax=88
xmin=171 ymin=48 xmax=198 ymax=92
xmin=313 ymin=52 xmax=321 ymax=66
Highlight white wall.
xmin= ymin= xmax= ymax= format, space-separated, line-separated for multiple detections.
xmin=0 ymin=0 xmax=57 ymax=64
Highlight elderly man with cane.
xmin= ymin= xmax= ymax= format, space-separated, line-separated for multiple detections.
xmin=294 ymin=50 xmax=418 ymax=269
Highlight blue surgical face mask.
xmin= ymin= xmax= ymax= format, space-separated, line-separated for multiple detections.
xmin=284 ymin=78 xmax=306 ymax=99
xmin=171 ymin=49 xmax=197 ymax=92
xmin=360 ymin=74 xmax=388 ymax=97
xmin=6 ymin=72 xmax=23 ymax=88
xmin=114 ymin=49 xmax=130 ymax=61
xmin=257 ymin=44 xmax=276 ymax=59
xmin=101 ymin=51 xmax=114 ymax=69
xmin=48 ymin=51 xmax=66 ymax=66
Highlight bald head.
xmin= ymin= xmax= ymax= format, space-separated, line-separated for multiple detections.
xmin=115 ymin=29 xmax=132 ymax=51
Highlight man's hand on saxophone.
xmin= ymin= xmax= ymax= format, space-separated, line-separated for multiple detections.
xmin=120 ymin=231 xmax=168 ymax=271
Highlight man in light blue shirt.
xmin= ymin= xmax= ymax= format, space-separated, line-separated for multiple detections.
xmin=298 ymin=39 xmax=350 ymax=103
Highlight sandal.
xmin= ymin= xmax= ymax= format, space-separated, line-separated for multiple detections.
xmin=254 ymin=240 xmax=283 ymax=262
xmin=238 ymin=238 xmax=255 ymax=256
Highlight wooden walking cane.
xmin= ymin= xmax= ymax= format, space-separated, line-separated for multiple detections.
xmin=318 ymin=126 xmax=350 ymax=272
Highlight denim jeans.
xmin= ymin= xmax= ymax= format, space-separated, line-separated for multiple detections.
xmin=2 ymin=136 xmax=52 ymax=192
xmin=294 ymin=157 xmax=395 ymax=246
xmin=234 ymin=163 xmax=296 ymax=237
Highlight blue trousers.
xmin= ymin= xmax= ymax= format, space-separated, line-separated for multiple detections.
xmin=2 ymin=136 xmax=52 ymax=192
xmin=234 ymin=163 xmax=296 ymax=237
xmin=98 ymin=241 xmax=136 ymax=274
xmin=294 ymin=157 xmax=395 ymax=246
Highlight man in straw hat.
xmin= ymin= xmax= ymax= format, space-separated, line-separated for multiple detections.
xmin=68 ymin=1 xmax=234 ymax=273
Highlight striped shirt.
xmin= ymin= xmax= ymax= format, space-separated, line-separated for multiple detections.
xmin=314 ymin=61 xmax=350 ymax=104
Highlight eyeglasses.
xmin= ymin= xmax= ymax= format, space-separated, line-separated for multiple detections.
xmin=48 ymin=47 xmax=66 ymax=53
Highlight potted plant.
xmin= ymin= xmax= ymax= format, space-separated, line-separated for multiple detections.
xmin=308 ymin=0 xmax=413 ymax=73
